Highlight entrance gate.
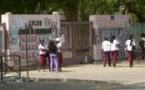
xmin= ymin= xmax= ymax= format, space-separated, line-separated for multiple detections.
xmin=60 ymin=22 xmax=93 ymax=64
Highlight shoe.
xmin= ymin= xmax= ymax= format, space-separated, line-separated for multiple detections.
xmin=113 ymin=64 xmax=116 ymax=67
xmin=129 ymin=64 xmax=133 ymax=67
xmin=108 ymin=64 xmax=112 ymax=67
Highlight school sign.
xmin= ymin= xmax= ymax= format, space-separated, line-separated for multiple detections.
xmin=1 ymin=14 xmax=60 ymax=59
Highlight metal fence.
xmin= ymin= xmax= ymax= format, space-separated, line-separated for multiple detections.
xmin=0 ymin=54 xmax=21 ymax=81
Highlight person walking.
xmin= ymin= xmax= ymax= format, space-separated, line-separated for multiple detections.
xmin=110 ymin=35 xmax=120 ymax=67
xmin=48 ymin=40 xmax=59 ymax=72
xmin=38 ymin=39 xmax=47 ymax=71
xmin=102 ymin=37 xmax=111 ymax=67
xmin=125 ymin=35 xmax=136 ymax=67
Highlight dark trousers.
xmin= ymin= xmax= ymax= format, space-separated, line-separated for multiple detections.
xmin=127 ymin=51 xmax=134 ymax=67
xmin=58 ymin=52 xmax=63 ymax=71
xmin=103 ymin=51 xmax=111 ymax=67
xmin=111 ymin=50 xmax=119 ymax=67
xmin=141 ymin=48 xmax=145 ymax=59
xmin=47 ymin=54 xmax=50 ymax=71
xmin=39 ymin=54 xmax=47 ymax=70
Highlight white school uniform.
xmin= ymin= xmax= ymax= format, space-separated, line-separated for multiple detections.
xmin=111 ymin=39 xmax=119 ymax=51
xmin=102 ymin=40 xmax=111 ymax=52
xmin=125 ymin=39 xmax=136 ymax=51
xmin=38 ymin=44 xmax=46 ymax=55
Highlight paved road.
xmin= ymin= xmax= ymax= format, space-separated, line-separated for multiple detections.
xmin=0 ymin=81 xmax=109 ymax=90
xmin=0 ymin=81 xmax=145 ymax=90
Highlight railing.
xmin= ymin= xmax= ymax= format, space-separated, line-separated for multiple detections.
xmin=0 ymin=54 xmax=21 ymax=81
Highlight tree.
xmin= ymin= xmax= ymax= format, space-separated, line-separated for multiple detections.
xmin=1 ymin=0 xmax=145 ymax=22
xmin=124 ymin=0 xmax=145 ymax=22
xmin=78 ymin=0 xmax=118 ymax=21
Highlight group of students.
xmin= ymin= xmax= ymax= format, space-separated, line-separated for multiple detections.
xmin=102 ymin=34 xmax=136 ymax=67
xmin=38 ymin=35 xmax=64 ymax=72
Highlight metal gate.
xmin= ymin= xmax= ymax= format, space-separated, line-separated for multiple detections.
xmin=60 ymin=22 xmax=93 ymax=64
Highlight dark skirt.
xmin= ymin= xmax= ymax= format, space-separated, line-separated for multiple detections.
xmin=58 ymin=52 xmax=63 ymax=66
xmin=39 ymin=54 xmax=47 ymax=66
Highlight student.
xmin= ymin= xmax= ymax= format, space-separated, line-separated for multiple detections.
xmin=38 ymin=39 xmax=47 ymax=71
xmin=125 ymin=35 xmax=136 ymax=67
xmin=102 ymin=37 xmax=111 ymax=67
xmin=48 ymin=40 xmax=59 ymax=72
xmin=110 ymin=35 xmax=120 ymax=67
xmin=46 ymin=44 xmax=50 ymax=71
xmin=139 ymin=33 xmax=145 ymax=59
xmin=55 ymin=34 xmax=65 ymax=71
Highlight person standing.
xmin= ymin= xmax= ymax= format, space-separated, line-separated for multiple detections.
xmin=125 ymin=35 xmax=136 ymax=67
xmin=48 ymin=40 xmax=59 ymax=72
xmin=139 ymin=33 xmax=145 ymax=60
xmin=46 ymin=44 xmax=50 ymax=71
xmin=102 ymin=37 xmax=111 ymax=67
xmin=38 ymin=39 xmax=47 ymax=71
xmin=55 ymin=34 xmax=65 ymax=72
xmin=110 ymin=35 xmax=120 ymax=67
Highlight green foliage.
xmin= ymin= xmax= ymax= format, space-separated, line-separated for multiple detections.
xmin=124 ymin=0 xmax=145 ymax=22
xmin=0 ymin=0 xmax=145 ymax=22
xmin=78 ymin=0 xmax=118 ymax=21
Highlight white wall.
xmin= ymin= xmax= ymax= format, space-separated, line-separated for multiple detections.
xmin=89 ymin=15 xmax=130 ymax=61
xmin=1 ymin=14 xmax=60 ymax=56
